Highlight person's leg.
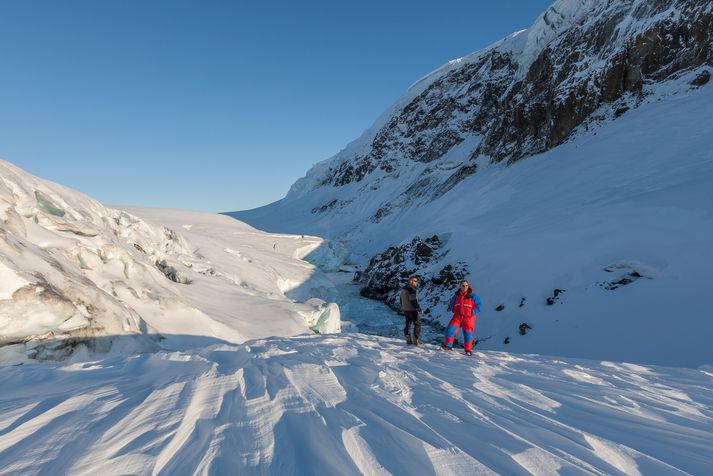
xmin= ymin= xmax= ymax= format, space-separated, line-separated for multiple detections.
xmin=404 ymin=311 xmax=415 ymax=344
xmin=463 ymin=316 xmax=476 ymax=352
xmin=413 ymin=313 xmax=422 ymax=342
xmin=443 ymin=316 xmax=461 ymax=348
xmin=462 ymin=325 xmax=474 ymax=352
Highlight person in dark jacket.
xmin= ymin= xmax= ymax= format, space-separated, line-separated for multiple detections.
xmin=399 ymin=276 xmax=422 ymax=345
xmin=441 ymin=279 xmax=481 ymax=355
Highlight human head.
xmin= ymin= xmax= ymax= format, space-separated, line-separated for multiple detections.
xmin=460 ymin=280 xmax=469 ymax=290
xmin=408 ymin=276 xmax=419 ymax=287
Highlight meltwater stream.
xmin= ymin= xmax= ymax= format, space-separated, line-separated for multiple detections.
xmin=325 ymin=270 xmax=443 ymax=344
xmin=302 ymin=239 xmax=442 ymax=343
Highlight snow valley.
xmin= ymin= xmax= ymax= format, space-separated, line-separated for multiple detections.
xmin=231 ymin=0 xmax=713 ymax=368
xmin=2 ymin=0 xmax=713 ymax=474
xmin=0 ymin=140 xmax=712 ymax=475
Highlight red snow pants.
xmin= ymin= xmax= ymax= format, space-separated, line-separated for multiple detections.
xmin=443 ymin=313 xmax=476 ymax=351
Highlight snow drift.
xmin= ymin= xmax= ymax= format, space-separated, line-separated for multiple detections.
xmin=1 ymin=334 xmax=711 ymax=475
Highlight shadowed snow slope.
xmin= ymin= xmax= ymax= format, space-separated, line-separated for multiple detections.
xmin=0 ymin=162 xmax=339 ymax=362
xmin=231 ymin=60 xmax=713 ymax=368
xmin=0 ymin=334 xmax=711 ymax=475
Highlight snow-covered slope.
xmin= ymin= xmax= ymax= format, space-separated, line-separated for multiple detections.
xmin=1 ymin=334 xmax=711 ymax=475
xmin=2 ymin=168 xmax=710 ymax=476
xmin=230 ymin=0 xmax=713 ymax=367
xmin=0 ymin=161 xmax=339 ymax=362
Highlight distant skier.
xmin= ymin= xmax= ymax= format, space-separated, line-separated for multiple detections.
xmin=441 ymin=280 xmax=481 ymax=356
xmin=399 ymin=276 xmax=422 ymax=346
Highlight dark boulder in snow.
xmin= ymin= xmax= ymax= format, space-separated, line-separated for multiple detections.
xmin=691 ymin=70 xmax=711 ymax=87
xmin=546 ymin=289 xmax=565 ymax=305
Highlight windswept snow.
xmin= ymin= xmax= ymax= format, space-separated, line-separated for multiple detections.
xmin=0 ymin=334 xmax=711 ymax=475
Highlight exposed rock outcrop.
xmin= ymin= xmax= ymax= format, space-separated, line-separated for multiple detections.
xmin=293 ymin=0 xmax=713 ymax=221
xmin=355 ymin=235 xmax=469 ymax=315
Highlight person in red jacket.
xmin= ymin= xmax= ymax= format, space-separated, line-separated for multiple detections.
xmin=441 ymin=280 xmax=482 ymax=356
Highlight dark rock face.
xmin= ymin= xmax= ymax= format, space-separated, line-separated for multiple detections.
xmin=546 ymin=288 xmax=565 ymax=305
xmin=312 ymin=199 xmax=339 ymax=214
xmin=598 ymin=271 xmax=648 ymax=290
xmin=320 ymin=0 xmax=712 ymax=194
xmin=431 ymin=164 xmax=478 ymax=200
xmin=311 ymin=198 xmax=354 ymax=214
xmin=332 ymin=157 xmax=377 ymax=186
xmin=691 ymin=70 xmax=711 ymax=86
xmin=355 ymin=235 xmax=468 ymax=313
xmin=474 ymin=1 xmax=713 ymax=165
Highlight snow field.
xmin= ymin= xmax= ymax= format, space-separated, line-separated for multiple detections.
xmin=122 ymin=208 xmax=342 ymax=347
xmin=0 ymin=334 xmax=711 ymax=475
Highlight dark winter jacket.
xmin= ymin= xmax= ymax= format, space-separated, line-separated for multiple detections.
xmin=400 ymin=284 xmax=421 ymax=312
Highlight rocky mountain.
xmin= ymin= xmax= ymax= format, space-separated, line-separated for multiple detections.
xmin=292 ymin=0 xmax=712 ymax=215
xmin=231 ymin=0 xmax=713 ymax=366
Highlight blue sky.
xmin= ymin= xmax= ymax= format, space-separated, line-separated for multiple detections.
xmin=0 ymin=1 xmax=552 ymax=212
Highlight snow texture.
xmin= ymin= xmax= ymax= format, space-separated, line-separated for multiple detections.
xmin=0 ymin=334 xmax=711 ymax=475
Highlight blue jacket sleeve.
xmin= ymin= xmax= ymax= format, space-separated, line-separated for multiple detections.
xmin=473 ymin=294 xmax=481 ymax=315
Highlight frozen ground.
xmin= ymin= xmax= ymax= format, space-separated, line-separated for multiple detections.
xmin=1 ymin=334 xmax=711 ymax=475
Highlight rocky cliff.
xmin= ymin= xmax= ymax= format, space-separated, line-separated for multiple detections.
xmin=289 ymin=0 xmax=712 ymax=222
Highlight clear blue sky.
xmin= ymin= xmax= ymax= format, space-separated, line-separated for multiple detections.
xmin=0 ymin=0 xmax=552 ymax=212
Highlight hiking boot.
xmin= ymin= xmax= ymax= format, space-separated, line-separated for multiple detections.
xmin=405 ymin=335 xmax=413 ymax=345
xmin=412 ymin=338 xmax=422 ymax=347
xmin=465 ymin=350 xmax=473 ymax=356
xmin=440 ymin=344 xmax=452 ymax=351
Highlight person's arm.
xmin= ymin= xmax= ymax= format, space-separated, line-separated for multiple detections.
xmin=448 ymin=294 xmax=455 ymax=312
xmin=473 ymin=294 xmax=482 ymax=315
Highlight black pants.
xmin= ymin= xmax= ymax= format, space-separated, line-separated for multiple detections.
xmin=403 ymin=311 xmax=421 ymax=339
